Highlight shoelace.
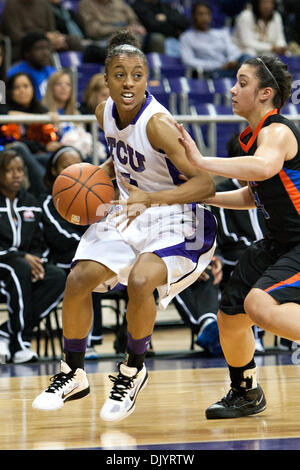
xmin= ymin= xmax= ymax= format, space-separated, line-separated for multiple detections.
xmin=46 ymin=371 xmax=75 ymax=393
xmin=108 ymin=373 xmax=135 ymax=401
xmin=220 ymin=389 xmax=248 ymax=407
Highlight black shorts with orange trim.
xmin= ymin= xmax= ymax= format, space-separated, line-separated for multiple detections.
xmin=220 ymin=238 xmax=300 ymax=315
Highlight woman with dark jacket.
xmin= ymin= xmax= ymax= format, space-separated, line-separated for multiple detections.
xmin=0 ymin=148 xmax=66 ymax=363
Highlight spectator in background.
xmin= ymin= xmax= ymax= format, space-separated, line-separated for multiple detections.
xmin=49 ymin=0 xmax=86 ymax=41
xmin=179 ymin=1 xmax=246 ymax=78
xmin=132 ymin=0 xmax=190 ymax=55
xmin=232 ymin=0 xmax=287 ymax=57
xmin=0 ymin=72 xmax=61 ymax=191
xmin=7 ymin=32 xmax=56 ymax=101
xmin=0 ymin=0 xmax=82 ymax=63
xmin=77 ymin=0 xmax=146 ymax=63
xmin=40 ymin=146 xmax=104 ymax=358
xmin=0 ymin=148 xmax=66 ymax=364
xmin=79 ymin=73 xmax=109 ymax=160
xmin=43 ymin=69 xmax=106 ymax=161
xmin=6 ymin=72 xmax=61 ymax=169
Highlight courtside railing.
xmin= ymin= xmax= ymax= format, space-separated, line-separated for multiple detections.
xmin=0 ymin=113 xmax=300 ymax=164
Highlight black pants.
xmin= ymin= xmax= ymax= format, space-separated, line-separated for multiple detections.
xmin=0 ymin=256 xmax=66 ymax=355
xmin=173 ymin=271 xmax=220 ymax=335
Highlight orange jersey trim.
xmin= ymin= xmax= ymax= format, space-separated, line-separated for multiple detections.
xmin=278 ymin=169 xmax=300 ymax=215
xmin=265 ymin=272 xmax=300 ymax=293
xmin=239 ymin=109 xmax=278 ymax=153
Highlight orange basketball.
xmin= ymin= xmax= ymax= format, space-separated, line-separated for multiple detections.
xmin=52 ymin=163 xmax=115 ymax=225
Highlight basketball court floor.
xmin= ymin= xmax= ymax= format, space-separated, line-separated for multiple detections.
xmin=1 ymin=322 xmax=300 ymax=452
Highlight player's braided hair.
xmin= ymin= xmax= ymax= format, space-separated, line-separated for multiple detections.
xmin=105 ymin=29 xmax=148 ymax=73
xmin=244 ymin=55 xmax=292 ymax=111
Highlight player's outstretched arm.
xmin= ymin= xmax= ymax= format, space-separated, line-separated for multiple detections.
xmin=204 ymin=185 xmax=256 ymax=210
xmin=175 ymin=122 xmax=290 ymax=182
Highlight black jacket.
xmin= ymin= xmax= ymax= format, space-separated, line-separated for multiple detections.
xmin=211 ymin=179 xmax=266 ymax=265
xmin=132 ymin=0 xmax=189 ymax=38
xmin=0 ymin=188 xmax=49 ymax=262
xmin=39 ymin=192 xmax=87 ymax=268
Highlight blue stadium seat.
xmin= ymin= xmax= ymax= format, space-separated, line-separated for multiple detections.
xmin=168 ymin=77 xmax=215 ymax=113
xmin=190 ymin=104 xmax=242 ymax=157
xmin=213 ymin=78 xmax=235 ymax=105
xmin=279 ymin=56 xmax=300 ymax=74
xmin=146 ymin=53 xmax=190 ymax=79
xmin=147 ymin=78 xmax=176 ymax=112
xmin=76 ymin=63 xmax=103 ymax=102
xmin=61 ymin=0 xmax=80 ymax=12
xmin=57 ymin=51 xmax=83 ymax=69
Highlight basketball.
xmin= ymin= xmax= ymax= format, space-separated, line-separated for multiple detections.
xmin=52 ymin=162 xmax=115 ymax=225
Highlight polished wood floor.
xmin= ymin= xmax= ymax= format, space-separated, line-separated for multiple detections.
xmin=1 ymin=349 xmax=300 ymax=450
xmin=1 ymin=304 xmax=300 ymax=450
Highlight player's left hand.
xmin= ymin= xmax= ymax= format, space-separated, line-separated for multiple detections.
xmin=111 ymin=177 xmax=152 ymax=229
xmin=175 ymin=122 xmax=205 ymax=169
xmin=211 ymin=256 xmax=223 ymax=285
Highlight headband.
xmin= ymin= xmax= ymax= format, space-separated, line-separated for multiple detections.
xmin=256 ymin=57 xmax=280 ymax=91
xmin=52 ymin=146 xmax=80 ymax=166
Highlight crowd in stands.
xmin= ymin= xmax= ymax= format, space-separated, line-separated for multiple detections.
xmin=0 ymin=0 xmax=297 ymax=363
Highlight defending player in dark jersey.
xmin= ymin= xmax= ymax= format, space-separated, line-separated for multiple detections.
xmin=176 ymin=55 xmax=300 ymax=419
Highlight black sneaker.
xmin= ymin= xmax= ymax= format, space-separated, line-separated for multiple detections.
xmin=206 ymin=384 xmax=266 ymax=419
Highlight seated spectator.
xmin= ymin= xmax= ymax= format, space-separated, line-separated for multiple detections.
xmin=0 ymin=0 xmax=82 ymax=63
xmin=179 ymin=1 xmax=246 ymax=78
xmin=3 ymin=72 xmax=61 ymax=167
xmin=232 ymin=0 xmax=287 ymax=57
xmin=7 ymin=32 xmax=56 ymax=101
xmin=0 ymin=148 xmax=66 ymax=363
xmin=48 ymin=0 xmax=86 ymax=43
xmin=79 ymin=73 xmax=110 ymax=115
xmin=79 ymin=73 xmax=109 ymax=159
xmin=132 ymin=0 xmax=190 ymax=55
xmin=0 ymin=72 xmax=61 ymax=192
xmin=43 ymin=69 xmax=106 ymax=161
xmin=172 ymin=257 xmax=223 ymax=357
xmin=41 ymin=146 xmax=105 ymax=358
xmin=77 ymin=0 xmax=147 ymax=63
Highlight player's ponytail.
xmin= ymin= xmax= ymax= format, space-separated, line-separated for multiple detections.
xmin=105 ymin=29 xmax=147 ymax=72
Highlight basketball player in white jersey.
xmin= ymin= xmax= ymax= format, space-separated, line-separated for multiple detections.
xmin=32 ymin=30 xmax=217 ymax=422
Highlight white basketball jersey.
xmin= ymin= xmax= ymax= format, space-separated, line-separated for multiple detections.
xmin=103 ymin=92 xmax=183 ymax=200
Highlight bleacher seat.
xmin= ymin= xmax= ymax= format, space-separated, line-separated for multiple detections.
xmin=76 ymin=63 xmax=103 ymax=102
xmin=279 ymin=56 xmax=300 ymax=74
xmin=213 ymin=78 xmax=235 ymax=105
xmin=168 ymin=77 xmax=215 ymax=113
xmin=190 ymin=104 xmax=243 ymax=157
xmin=61 ymin=0 xmax=80 ymax=12
xmin=146 ymin=53 xmax=190 ymax=79
xmin=56 ymin=51 xmax=84 ymax=69
xmin=147 ymin=78 xmax=177 ymax=113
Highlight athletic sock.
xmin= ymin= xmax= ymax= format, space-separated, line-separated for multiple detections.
xmin=228 ymin=358 xmax=257 ymax=392
xmin=63 ymin=336 xmax=87 ymax=371
xmin=126 ymin=332 xmax=151 ymax=371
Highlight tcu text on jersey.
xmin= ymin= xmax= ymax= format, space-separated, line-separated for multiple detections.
xmin=107 ymin=137 xmax=146 ymax=173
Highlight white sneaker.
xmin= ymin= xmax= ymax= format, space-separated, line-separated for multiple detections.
xmin=13 ymin=348 xmax=38 ymax=364
xmin=32 ymin=361 xmax=90 ymax=411
xmin=0 ymin=337 xmax=11 ymax=363
xmin=100 ymin=362 xmax=148 ymax=422
xmin=85 ymin=346 xmax=100 ymax=360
